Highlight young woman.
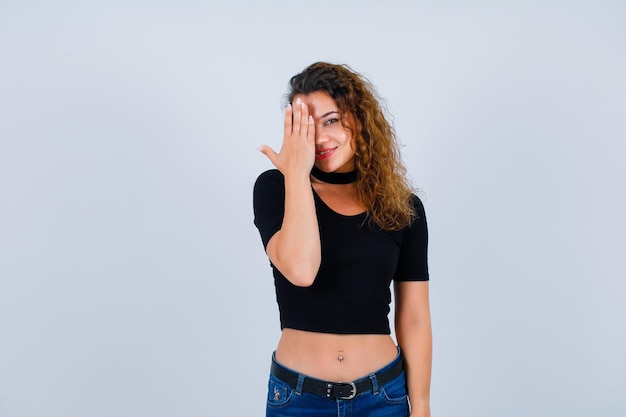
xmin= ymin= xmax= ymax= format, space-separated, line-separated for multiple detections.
xmin=254 ymin=62 xmax=431 ymax=417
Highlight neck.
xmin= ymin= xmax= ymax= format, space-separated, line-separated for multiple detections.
xmin=311 ymin=165 xmax=357 ymax=184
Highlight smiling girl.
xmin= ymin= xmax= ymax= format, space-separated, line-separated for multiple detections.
xmin=254 ymin=62 xmax=431 ymax=417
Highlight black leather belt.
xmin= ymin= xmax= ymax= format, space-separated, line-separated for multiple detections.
xmin=270 ymin=355 xmax=404 ymax=400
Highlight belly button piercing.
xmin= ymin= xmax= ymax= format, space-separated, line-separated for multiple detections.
xmin=338 ymin=349 xmax=344 ymax=363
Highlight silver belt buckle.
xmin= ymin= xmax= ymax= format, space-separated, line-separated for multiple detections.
xmin=338 ymin=381 xmax=357 ymax=400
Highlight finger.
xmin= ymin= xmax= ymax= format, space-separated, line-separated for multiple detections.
xmin=283 ymin=103 xmax=292 ymax=135
xmin=292 ymin=98 xmax=302 ymax=136
xmin=299 ymin=101 xmax=310 ymax=137
xmin=257 ymin=145 xmax=278 ymax=164
xmin=307 ymin=115 xmax=315 ymax=143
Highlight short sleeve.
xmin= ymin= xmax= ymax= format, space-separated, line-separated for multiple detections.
xmin=253 ymin=169 xmax=285 ymax=249
xmin=394 ymin=195 xmax=429 ymax=281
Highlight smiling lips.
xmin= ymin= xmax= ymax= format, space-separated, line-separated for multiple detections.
xmin=315 ymin=147 xmax=337 ymax=159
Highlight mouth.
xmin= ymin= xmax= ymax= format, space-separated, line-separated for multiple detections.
xmin=315 ymin=147 xmax=337 ymax=159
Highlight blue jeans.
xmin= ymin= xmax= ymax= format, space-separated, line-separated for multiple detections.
xmin=266 ymin=349 xmax=409 ymax=417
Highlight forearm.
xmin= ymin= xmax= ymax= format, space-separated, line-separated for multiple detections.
xmin=271 ymin=174 xmax=321 ymax=286
xmin=397 ymin=318 xmax=432 ymax=416
xmin=398 ymin=320 xmax=431 ymax=414
xmin=395 ymin=280 xmax=432 ymax=417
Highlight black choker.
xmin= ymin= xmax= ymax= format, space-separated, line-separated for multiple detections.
xmin=311 ymin=166 xmax=357 ymax=184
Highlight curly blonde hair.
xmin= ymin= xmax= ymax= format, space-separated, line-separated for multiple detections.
xmin=287 ymin=62 xmax=415 ymax=231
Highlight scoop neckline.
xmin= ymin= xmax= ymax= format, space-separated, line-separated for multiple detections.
xmin=311 ymin=187 xmax=367 ymax=218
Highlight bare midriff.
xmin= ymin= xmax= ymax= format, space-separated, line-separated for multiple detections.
xmin=275 ymin=328 xmax=398 ymax=382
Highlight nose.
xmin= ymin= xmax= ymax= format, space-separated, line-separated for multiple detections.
xmin=315 ymin=127 xmax=329 ymax=145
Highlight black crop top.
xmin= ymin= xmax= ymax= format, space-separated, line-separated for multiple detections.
xmin=253 ymin=169 xmax=429 ymax=335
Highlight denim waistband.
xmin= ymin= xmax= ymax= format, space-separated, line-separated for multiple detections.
xmin=270 ymin=347 xmax=403 ymax=398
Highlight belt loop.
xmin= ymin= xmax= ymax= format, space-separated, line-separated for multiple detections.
xmin=295 ymin=374 xmax=305 ymax=394
xmin=369 ymin=373 xmax=379 ymax=394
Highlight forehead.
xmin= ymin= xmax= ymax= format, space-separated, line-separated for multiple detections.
xmin=294 ymin=91 xmax=338 ymax=115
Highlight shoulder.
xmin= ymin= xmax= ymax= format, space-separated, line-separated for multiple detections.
xmin=255 ymin=169 xmax=283 ymax=183
xmin=253 ymin=169 xmax=285 ymax=207
xmin=408 ymin=193 xmax=427 ymax=227
xmin=409 ymin=193 xmax=425 ymax=214
xmin=254 ymin=169 xmax=284 ymax=189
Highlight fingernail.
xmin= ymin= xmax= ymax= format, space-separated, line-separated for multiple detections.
xmin=295 ymin=98 xmax=301 ymax=104
xmin=256 ymin=146 xmax=263 ymax=152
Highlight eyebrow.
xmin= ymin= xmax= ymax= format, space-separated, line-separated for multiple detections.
xmin=319 ymin=110 xmax=340 ymax=118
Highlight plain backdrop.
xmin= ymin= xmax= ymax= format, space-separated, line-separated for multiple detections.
xmin=1 ymin=1 xmax=624 ymax=416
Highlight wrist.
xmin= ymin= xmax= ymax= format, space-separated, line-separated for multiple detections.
xmin=409 ymin=398 xmax=430 ymax=415
xmin=283 ymin=171 xmax=312 ymax=185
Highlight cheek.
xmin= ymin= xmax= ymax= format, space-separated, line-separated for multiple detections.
xmin=348 ymin=136 xmax=358 ymax=153
xmin=338 ymin=126 xmax=353 ymax=143
xmin=328 ymin=124 xmax=351 ymax=143
xmin=346 ymin=128 xmax=357 ymax=149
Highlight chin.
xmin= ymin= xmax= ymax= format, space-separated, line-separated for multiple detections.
xmin=317 ymin=162 xmax=347 ymax=173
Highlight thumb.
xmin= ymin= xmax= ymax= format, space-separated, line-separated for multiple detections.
xmin=257 ymin=145 xmax=278 ymax=164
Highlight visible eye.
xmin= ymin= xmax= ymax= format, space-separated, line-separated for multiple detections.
xmin=324 ymin=118 xmax=339 ymax=126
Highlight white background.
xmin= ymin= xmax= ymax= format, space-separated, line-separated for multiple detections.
xmin=1 ymin=1 xmax=624 ymax=416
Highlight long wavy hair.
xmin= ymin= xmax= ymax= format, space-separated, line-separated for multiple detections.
xmin=287 ymin=62 xmax=414 ymax=231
